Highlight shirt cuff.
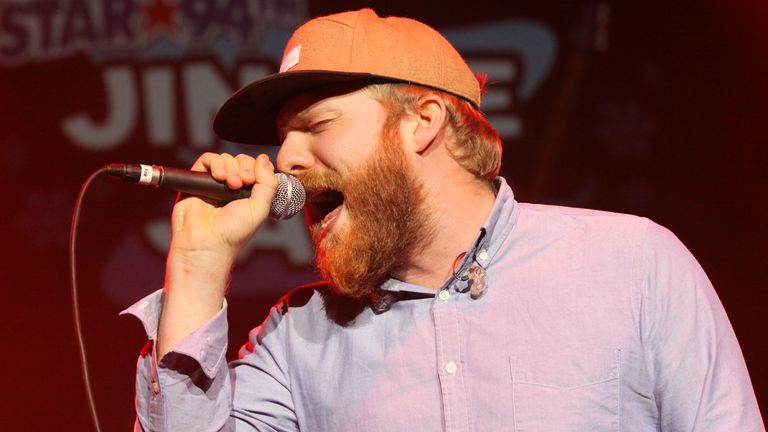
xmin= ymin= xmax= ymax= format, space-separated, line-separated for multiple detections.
xmin=121 ymin=289 xmax=229 ymax=379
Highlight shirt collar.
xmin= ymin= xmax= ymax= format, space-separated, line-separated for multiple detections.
xmin=377 ymin=176 xmax=519 ymax=297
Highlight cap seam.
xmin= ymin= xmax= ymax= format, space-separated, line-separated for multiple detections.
xmin=347 ymin=10 xmax=364 ymax=72
xmin=321 ymin=18 xmax=355 ymax=29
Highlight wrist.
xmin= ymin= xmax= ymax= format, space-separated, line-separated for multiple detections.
xmin=163 ymin=248 xmax=234 ymax=314
xmin=167 ymin=245 xmax=234 ymax=285
xmin=158 ymin=252 xmax=232 ymax=358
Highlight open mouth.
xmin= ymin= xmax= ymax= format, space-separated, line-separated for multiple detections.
xmin=305 ymin=188 xmax=345 ymax=229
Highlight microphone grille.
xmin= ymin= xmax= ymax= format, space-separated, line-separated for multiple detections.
xmin=270 ymin=173 xmax=306 ymax=220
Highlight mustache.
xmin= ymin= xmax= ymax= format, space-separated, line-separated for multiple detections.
xmin=296 ymin=168 xmax=345 ymax=193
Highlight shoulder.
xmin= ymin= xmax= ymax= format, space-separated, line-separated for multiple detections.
xmin=510 ymin=203 xmax=698 ymax=281
xmin=518 ymin=202 xmax=651 ymax=228
xmin=513 ymin=202 xmax=657 ymax=251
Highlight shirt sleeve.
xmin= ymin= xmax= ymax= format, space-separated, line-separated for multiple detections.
xmin=122 ymin=289 xmax=300 ymax=432
xmin=122 ymin=289 xmax=233 ymax=431
xmin=639 ymin=222 xmax=764 ymax=431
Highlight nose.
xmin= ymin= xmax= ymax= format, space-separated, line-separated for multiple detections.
xmin=276 ymin=131 xmax=315 ymax=176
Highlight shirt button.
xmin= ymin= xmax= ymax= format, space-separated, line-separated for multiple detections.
xmin=478 ymin=250 xmax=489 ymax=261
xmin=151 ymin=380 xmax=160 ymax=394
xmin=445 ymin=361 xmax=458 ymax=375
xmin=438 ymin=290 xmax=450 ymax=301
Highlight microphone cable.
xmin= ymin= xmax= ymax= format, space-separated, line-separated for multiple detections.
xmin=69 ymin=167 xmax=106 ymax=432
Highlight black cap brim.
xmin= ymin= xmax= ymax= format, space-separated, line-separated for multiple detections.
xmin=213 ymin=71 xmax=392 ymax=145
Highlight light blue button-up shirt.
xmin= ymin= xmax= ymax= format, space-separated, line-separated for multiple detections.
xmin=125 ymin=178 xmax=764 ymax=431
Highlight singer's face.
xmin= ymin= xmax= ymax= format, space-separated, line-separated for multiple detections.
xmin=277 ymin=88 xmax=385 ymax=241
xmin=276 ymin=87 xmax=433 ymax=299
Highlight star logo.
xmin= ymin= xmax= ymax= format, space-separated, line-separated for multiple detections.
xmin=140 ymin=0 xmax=180 ymax=34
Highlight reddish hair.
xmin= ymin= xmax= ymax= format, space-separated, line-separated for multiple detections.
xmin=365 ymin=82 xmax=502 ymax=180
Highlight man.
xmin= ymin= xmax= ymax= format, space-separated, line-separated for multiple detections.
xmin=125 ymin=8 xmax=764 ymax=431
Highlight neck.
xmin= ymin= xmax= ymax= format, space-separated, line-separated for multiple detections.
xmin=393 ymin=169 xmax=496 ymax=290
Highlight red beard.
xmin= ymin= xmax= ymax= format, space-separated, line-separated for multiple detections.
xmin=297 ymin=120 xmax=433 ymax=299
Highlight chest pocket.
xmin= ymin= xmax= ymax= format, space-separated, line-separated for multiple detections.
xmin=511 ymin=348 xmax=620 ymax=431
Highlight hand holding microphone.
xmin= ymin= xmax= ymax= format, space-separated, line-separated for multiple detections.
xmin=108 ymin=153 xmax=303 ymax=358
xmin=106 ymin=160 xmax=305 ymax=219
xmin=107 ymin=152 xmax=305 ymax=264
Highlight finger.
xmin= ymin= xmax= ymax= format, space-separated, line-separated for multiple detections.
xmin=248 ymin=154 xmax=278 ymax=210
xmin=206 ymin=153 xmax=230 ymax=183
xmin=221 ymin=153 xmax=244 ymax=189
xmin=254 ymin=154 xmax=276 ymax=183
xmin=235 ymin=154 xmax=257 ymax=184
xmin=191 ymin=152 xmax=216 ymax=173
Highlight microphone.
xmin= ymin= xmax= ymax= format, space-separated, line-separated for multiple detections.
xmin=105 ymin=163 xmax=305 ymax=220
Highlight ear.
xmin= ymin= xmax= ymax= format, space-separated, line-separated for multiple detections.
xmin=404 ymin=92 xmax=448 ymax=154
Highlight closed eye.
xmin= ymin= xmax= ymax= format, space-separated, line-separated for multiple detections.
xmin=308 ymin=118 xmax=336 ymax=134
xmin=276 ymin=118 xmax=333 ymax=141
xmin=277 ymin=106 xmax=342 ymax=141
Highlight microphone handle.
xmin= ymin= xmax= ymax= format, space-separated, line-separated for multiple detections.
xmin=106 ymin=163 xmax=305 ymax=219
xmin=159 ymin=166 xmax=252 ymax=203
xmin=106 ymin=163 xmax=252 ymax=203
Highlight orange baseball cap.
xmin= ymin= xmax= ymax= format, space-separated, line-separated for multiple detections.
xmin=214 ymin=8 xmax=481 ymax=145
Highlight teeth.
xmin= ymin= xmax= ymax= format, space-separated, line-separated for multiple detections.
xmin=319 ymin=206 xmax=341 ymax=231
xmin=320 ymin=216 xmax=334 ymax=230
